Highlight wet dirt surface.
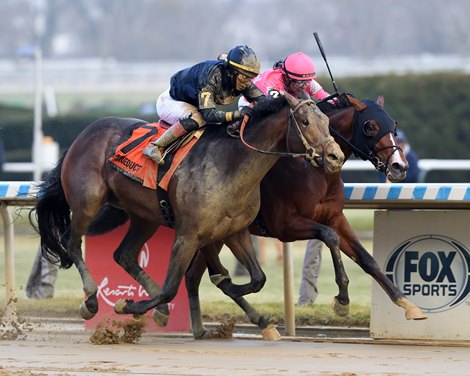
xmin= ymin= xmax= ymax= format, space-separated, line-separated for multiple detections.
xmin=0 ymin=319 xmax=469 ymax=376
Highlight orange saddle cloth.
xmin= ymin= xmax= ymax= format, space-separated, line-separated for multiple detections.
xmin=108 ymin=121 xmax=203 ymax=190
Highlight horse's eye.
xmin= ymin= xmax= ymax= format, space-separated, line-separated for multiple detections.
xmin=302 ymin=118 xmax=309 ymax=126
xmin=362 ymin=120 xmax=379 ymax=137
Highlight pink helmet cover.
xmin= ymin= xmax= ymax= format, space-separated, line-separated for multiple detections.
xmin=282 ymin=52 xmax=316 ymax=80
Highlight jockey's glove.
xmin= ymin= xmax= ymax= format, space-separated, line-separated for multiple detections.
xmin=235 ymin=106 xmax=254 ymax=120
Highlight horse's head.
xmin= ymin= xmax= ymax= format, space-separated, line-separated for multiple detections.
xmin=284 ymin=91 xmax=344 ymax=174
xmin=354 ymin=95 xmax=408 ymax=182
xmin=327 ymin=94 xmax=408 ymax=182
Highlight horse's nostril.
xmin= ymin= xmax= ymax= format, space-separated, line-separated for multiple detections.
xmin=329 ymin=153 xmax=339 ymax=161
xmin=392 ymin=162 xmax=407 ymax=172
xmin=328 ymin=153 xmax=344 ymax=163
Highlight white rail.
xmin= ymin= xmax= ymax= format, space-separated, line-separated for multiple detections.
xmin=343 ymin=159 xmax=470 ymax=182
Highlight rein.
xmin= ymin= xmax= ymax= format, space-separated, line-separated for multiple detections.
xmin=239 ymin=99 xmax=322 ymax=166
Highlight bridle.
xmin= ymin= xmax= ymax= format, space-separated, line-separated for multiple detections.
xmin=328 ymin=105 xmax=401 ymax=173
xmin=239 ymin=99 xmax=325 ymax=167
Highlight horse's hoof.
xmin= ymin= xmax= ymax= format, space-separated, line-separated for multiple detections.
xmin=406 ymin=307 xmax=427 ymax=320
xmin=396 ymin=297 xmax=427 ymax=320
xmin=114 ymin=299 xmax=128 ymax=314
xmin=194 ymin=320 xmax=235 ymax=340
xmin=152 ymin=308 xmax=169 ymax=327
xmin=194 ymin=329 xmax=225 ymax=340
xmin=261 ymin=324 xmax=281 ymax=341
xmin=332 ymin=297 xmax=349 ymax=317
xmin=79 ymin=302 xmax=96 ymax=320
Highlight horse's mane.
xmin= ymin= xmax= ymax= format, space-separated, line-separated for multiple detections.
xmin=317 ymin=93 xmax=354 ymax=115
xmin=250 ymin=96 xmax=288 ymax=122
xmin=203 ymin=96 xmax=288 ymax=140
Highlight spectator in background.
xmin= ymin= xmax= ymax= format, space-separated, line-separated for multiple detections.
xmin=379 ymin=130 xmax=421 ymax=183
xmin=298 ymin=239 xmax=322 ymax=305
xmin=25 ymin=247 xmax=58 ymax=299
xmin=25 ymin=158 xmax=59 ymax=298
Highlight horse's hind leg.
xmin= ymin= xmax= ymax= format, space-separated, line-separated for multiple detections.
xmin=186 ymin=243 xmax=280 ymax=341
xmin=185 ymin=243 xmax=231 ymax=339
xmin=112 ymin=218 xmax=169 ymax=326
xmin=64 ymin=167 xmax=113 ymax=319
xmin=218 ymin=229 xmax=266 ymax=298
xmin=67 ymin=209 xmax=102 ymax=320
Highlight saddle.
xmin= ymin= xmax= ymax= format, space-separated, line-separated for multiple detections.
xmin=109 ymin=121 xmax=204 ymax=190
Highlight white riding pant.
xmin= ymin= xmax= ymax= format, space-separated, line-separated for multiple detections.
xmin=156 ymin=88 xmax=205 ymax=126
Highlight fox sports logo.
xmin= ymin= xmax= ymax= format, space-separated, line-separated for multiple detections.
xmin=385 ymin=235 xmax=470 ymax=313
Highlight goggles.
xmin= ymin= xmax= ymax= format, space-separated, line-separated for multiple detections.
xmin=289 ymin=78 xmax=312 ymax=89
xmin=237 ymin=73 xmax=254 ymax=82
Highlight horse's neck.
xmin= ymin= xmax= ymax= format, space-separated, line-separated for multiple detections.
xmin=217 ymin=107 xmax=289 ymax=192
xmin=329 ymin=106 xmax=356 ymax=160
xmin=251 ymin=108 xmax=289 ymax=150
xmin=232 ymin=107 xmax=290 ymax=185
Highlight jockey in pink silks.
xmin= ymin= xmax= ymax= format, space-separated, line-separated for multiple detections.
xmin=237 ymin=53 xmax=332 ymax=303
xmin=240 ymin=51 xmax=330 ymax=107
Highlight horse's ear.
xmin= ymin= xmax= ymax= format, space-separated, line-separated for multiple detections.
xmin=283 ymin=91 xmax=297 ymax=107
xmin=349 ymin=96 xmax=367 ymax=112
xmin=377 ymin=95 xmax=384 ymax=106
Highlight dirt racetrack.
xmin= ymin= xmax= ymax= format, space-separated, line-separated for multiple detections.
xmin=1 ymin=319 xmax=469 ymax=376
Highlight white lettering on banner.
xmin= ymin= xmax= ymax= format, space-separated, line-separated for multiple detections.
xmin=96 ymin=277 xmax=176 ymax=311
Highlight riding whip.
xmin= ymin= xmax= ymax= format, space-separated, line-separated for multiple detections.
xmin=313 ymin=32 xmax=339 ymax=93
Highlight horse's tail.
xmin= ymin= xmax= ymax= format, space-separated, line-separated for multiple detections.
xmin=86 ymin=204 xmax=129 ymax=235
xmin=30 ymin=153 xmax=73 ymax=268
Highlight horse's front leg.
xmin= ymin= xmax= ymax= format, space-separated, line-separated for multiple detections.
xmin=115 ymin=234 xmax=198 ymax=316
xmin=313 ymin=223 xmax=350 ymax=317
xmin=335 ymin=214 xmax=427 ymax=320
xmin=112 ymin=220 xmax=169 ymax=326
xmin=281 ymin=214 xmax=350 ymax=316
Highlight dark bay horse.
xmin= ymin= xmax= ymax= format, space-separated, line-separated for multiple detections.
xmin=32 ymin=92 xmax=344 ymax=322
xmin=184 ymin=93 xmax=427 ymax=340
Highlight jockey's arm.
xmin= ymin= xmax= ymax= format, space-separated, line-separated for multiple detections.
xmin=309 ymin=80 xmax=330 ymax=101
xmin=198 ymin=90 xmax=245 ymax=123
xmin=238 ymin=83 xmax=268 ymax=109
xmin=243 ymin=82 xmax=265 ymax=102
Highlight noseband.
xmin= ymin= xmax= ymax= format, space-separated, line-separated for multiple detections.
xmin=371 ymin=144 xmax=402 ymax=172
xmin=239 ymin=99 xmax=324 ymax=167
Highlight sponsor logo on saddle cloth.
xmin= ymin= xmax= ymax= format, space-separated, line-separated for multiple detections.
xmin=109 ymin=122 xmax=204 ymax=190
xmin=385 ymin=235 xmax=470 ymax=313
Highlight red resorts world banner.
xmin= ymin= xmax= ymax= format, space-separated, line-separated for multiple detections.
xmin=84 ymin=225 xmax=190 ymax=332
